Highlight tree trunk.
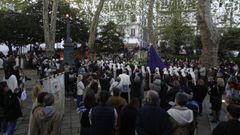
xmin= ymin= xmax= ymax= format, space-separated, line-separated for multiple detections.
xmin=42 ymin=0 xmax=59 ymax=57
xmin=87 ymin=0 xmax=106 ymax=59
xmin=197 ymin=0 xmax=220 ymax=68
xmin=147 ymin=0 xmax=156 ymax=48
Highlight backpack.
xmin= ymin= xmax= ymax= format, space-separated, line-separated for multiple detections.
xmin=134 ymin=73 xmax=141 ymax=83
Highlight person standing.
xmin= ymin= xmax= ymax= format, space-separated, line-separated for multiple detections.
xmin=209 ymin=78 xmax=225 ymax=123
xmin=31 ymin=93 xmax=62 ymax=135
xmin=107 ymin=88 xmax=127 ymax=110
xmin=136 ymin=90 xmax=172 ymax=135
xmin=192 ymin=79 xmax=208 ymax=115
xmin=130 ymin=69 xmax=143 ymax=106
xmin=109 ymin=77 xmax=122 ymax=95
xmin=80 ymin=90 xmax=97 ymax=135
xmin=119 ymin=98 xmax=139 ymax=135
xmin=30 ymin=92 xmax=48 ymax=135
xmin=199 ymin=65 xmax=207 ymax=81
xmin=76 ymin=75 xmax=85 ymax=112
xmin=3 ymin=69 xmax=18 ymax=93
xmin=3 ymin=85 xmax=22 ymax=135
xmin=119 ymin=70 xmax=131 ymax=103
xmin=0 ymin=82 xmax=8 ymax=134
xmin=212 ymin=104 xmax=240 ymax=135
xmin=89 ymin=91 xmax=117 ymax=135
xmin=168 ymin=93 xmax=195 ymax=135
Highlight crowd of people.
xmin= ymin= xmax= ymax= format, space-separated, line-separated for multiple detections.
xmin=62 ymin=57 xmax=240 ymax=135
xmin=1 ymin=49 xmax=240 ymax=135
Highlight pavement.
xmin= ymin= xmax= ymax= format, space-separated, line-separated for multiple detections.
xmin=0 ymin=69 xmax=218 ymax=135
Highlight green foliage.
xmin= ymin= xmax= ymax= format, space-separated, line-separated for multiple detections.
xmin=0 ymin=1 xmax=89 ymax=48
xmin=220 ymin=28 xmax=240 ymax=51
xmin=0 ymin=0 xmax=30 ymax=12
xmin=98 ymin=21 xmax=124 ymax=53
xmin=161 ymin=0 xmax=195 ymax=53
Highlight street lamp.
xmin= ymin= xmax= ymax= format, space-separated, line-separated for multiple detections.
xmin=65 ymin=13 xmax=71 ymax=43
xmin=63 ymin=1 xmax=75 ymax=66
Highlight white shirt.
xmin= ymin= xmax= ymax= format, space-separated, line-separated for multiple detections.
xmin=4 ymin=75 xmax=18 ymax=92
xmin=119 ymin=73 xmax=131 ymax=86
xmin=199 ymin=67 xmax=206 ymax=77
xmin=77 ymin=81 xmax=85 ymax=95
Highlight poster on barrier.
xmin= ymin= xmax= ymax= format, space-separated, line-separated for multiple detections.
xmin=43 ymin=73 xmax=65 ymax=114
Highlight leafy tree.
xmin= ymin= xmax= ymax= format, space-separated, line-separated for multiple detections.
xmin=87 ymin=0 xmax=107 ymax=57
xmin=0 ymin=1 xmax=89 ymax=53
xmin=161 ymin=0 xmax=195 ymax=53
xmin=220 ymin=28 xmax=240 ymax=51
xmin=0 ymin=0 xmax=29 ymax=12
xmin=98 ymin=21 xmax=124 ymax=53
xmin=0 ymin=10 xmax=41 ymax=53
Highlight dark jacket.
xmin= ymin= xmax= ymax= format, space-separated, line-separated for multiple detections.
xmin=130 ymin=73 xmax=143 ymax=98
xmin=119 ymin=105 xmax=138 ymax=135
xmin=193 ymin=85 xmax=208 ymax=103
xmin=212 ymin=119 xmax=240 ymax=135
xmin=209 ymin=86 xmax=224 ymax=111
xmin=0 ymin=93 xmax=5 ymax=118
xmin=4 ymin=90 xmax=22 ymax=121
xmin=136 ymin=104 xmax=172 ymax=135
xmin=90 ymin=104 xmax=116 ymax=135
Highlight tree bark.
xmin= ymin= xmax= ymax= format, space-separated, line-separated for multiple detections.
xmin=197 ymin=0 xmax=220 ymax=68
xmin=42 ymin=0 xmax=59 ymax=57
xmin=87 ymin=0 xmax=106 ymax=58
xmin=147 ymin=0 xmax=156 ymax=48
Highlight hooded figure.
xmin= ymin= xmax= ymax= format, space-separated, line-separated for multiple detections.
xmin=167 ymin=93 xmax=195 ymax=135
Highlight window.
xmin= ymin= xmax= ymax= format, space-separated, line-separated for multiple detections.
xmin=131 ymin=29 xmax=136 ymax=37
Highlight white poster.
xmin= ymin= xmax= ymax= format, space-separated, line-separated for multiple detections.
xmin=43 ymin=73 xmax=65 ymax=114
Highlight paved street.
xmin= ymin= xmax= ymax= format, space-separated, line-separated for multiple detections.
xmin=0 ymin=70 xmax=219 ymax=135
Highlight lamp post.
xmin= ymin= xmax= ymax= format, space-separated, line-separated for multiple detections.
xmin=63 ymin=1 xmax=75 ymax=66
xmin=66 ymin=13 xmax=71 ymax=43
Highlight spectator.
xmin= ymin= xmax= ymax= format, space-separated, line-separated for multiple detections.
xmin=3 ymin=69 xmax=18 ymax=93
xmin=80 ymin=90 xmax=97 ymax=135
xmin=107 ymin=88 xmax=127 ymax=111
xmin=199 ymin=65 xmax=207 ymax=81
xmin=109 ymin=77 xmax=122 ymax=95
xmin=0 ymin=82 xmax=8 ymax=134
xmin=130 ymin=69 xmax=144 ymax=105
xmin=89 ymin=91 xmax=117 ymax=135
xmin=28 ymin=85 xmax=43 ymax=135
xmin=119 ymin=70 xmax=131 ymax=102
xmin=31 ymin=93 xmax=62 ymax=135
xmin=152 ymin=74 xmax=162 ymax=94
xmin=76 ymin=75 xmax=85 ymax=112
xmin=168 ymin=93 xmax=195 ymax=135
xmin=3 ymin=84 xmax=22 ymax=135
xmin=209 ymin=78 xmax=225 ymax=123
xmin=136 ymin=90 xmax=172 ymax=135
xmin=192 ymin=79 xmax=208 ymax=115
xmin=30 ymin=92 xmax=48 ymax=135
xmin=212 ymin=104 xmax=240 ymax=135
xmin=119 ymin=98 xmax=140 ymax=135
